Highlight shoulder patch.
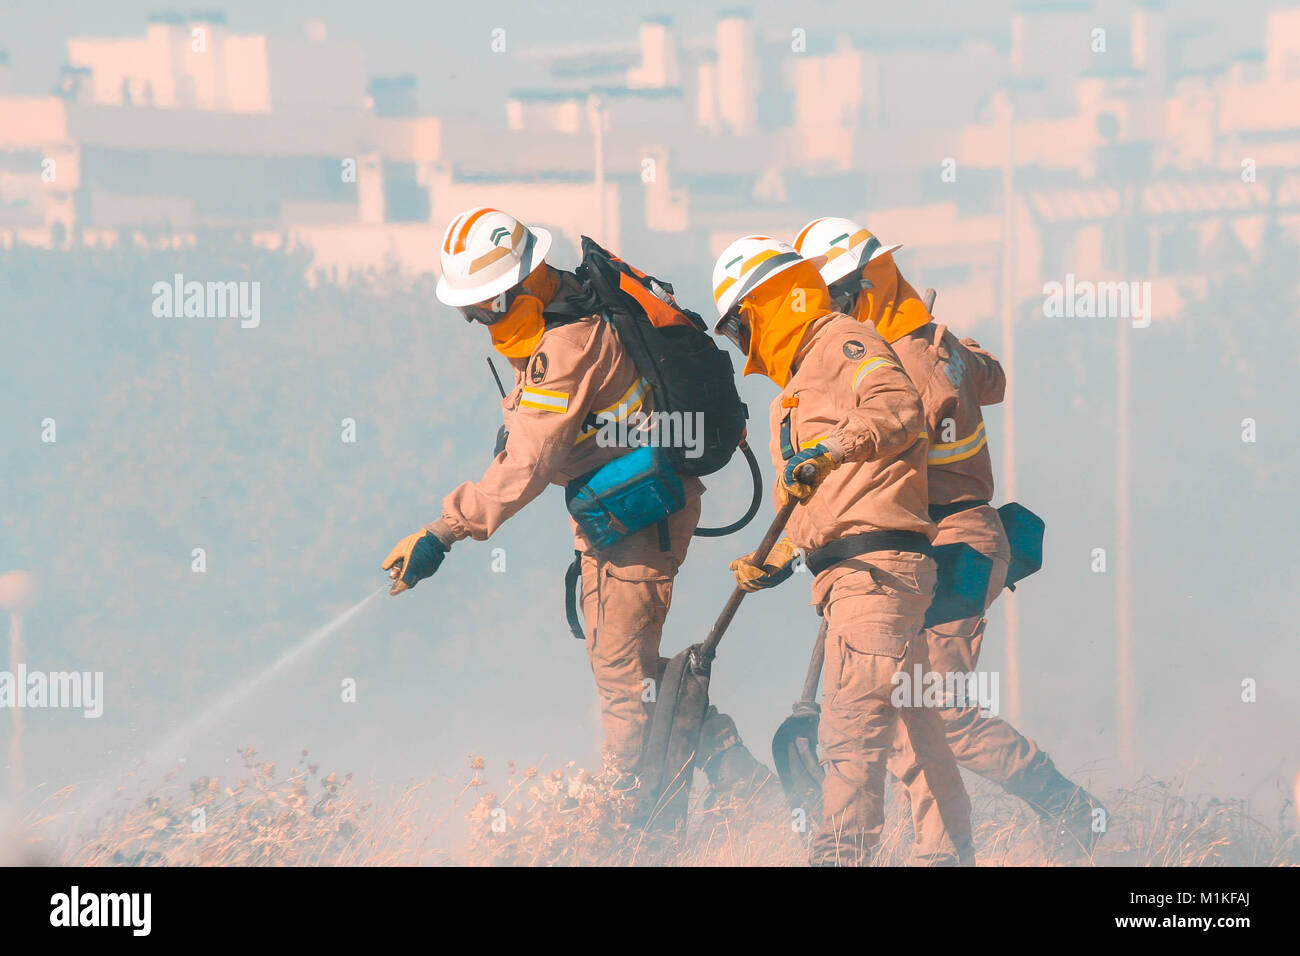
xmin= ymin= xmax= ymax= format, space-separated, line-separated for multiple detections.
xmin=529 ymin=352 xmax=549 ymax=384
xmin=842 ymin=340 xmax=866 ymax=360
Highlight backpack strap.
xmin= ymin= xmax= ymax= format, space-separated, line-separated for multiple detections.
xmin=779 ymin=413 xmax=796 ymax=460
xmin=543 ymin=269 xmax=599 ymax=329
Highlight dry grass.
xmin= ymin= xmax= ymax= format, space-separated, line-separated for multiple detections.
xmin=25 ymin=748 xmax=454 ymax=866
xmin=11 ymin=750 xmax=1298 ymax=867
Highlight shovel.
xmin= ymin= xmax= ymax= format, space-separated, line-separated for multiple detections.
xmin=771 ymin=619 xmax=826 ymax=818
xmin=640 ymin=462 xmax=817 ymax=832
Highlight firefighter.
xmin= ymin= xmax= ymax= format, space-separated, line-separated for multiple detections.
xmin=713 ymin=235 xmax=973 ymax=866
xmin=794 ymin=216 xmax=1107 ymax=854
xmin=383 ymin=207 xmax=764 ymax=802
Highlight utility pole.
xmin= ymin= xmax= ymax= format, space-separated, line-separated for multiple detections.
xmin=8 ymin=610 xmax=22 ymax=799
xmin=587 ymin=93 xmax=606 ymax=245
xmin=998 ymin=88 xmax=1021 ymax=726
xmin=1116 ymin=184 xmax=1137 ymax=773
xmin=0 ymin=571 xmax=37 ymax=802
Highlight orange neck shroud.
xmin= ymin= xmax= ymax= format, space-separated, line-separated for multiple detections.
xmin=488 ymin=264 xmax=559 ymax=358
xmin=739 ymin=259 xmax=832 ymax=387
xmin=853 ymin=256 xmax=931 ymax=344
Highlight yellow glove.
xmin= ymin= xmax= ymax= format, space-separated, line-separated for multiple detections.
xmin=777 ymin=444 xmax=839 ymax=506
xmin=729 ymin=537 xmax=800 ymax=592
xmin=382 ymin=530 xmax=447 ymax=595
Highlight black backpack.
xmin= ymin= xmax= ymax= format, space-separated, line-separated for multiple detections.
xmin=573 ymin=236 xmax=748 ymax=477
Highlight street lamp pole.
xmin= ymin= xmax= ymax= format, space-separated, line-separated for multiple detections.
xmin=588 ymin=93 xmax=606 ymax=245
xmin=0 ymin=571 xmax=37 ymax=802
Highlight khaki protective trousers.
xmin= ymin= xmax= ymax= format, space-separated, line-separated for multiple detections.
xmin=579 ymin=491 xmax=701 ymax=773
xmin=889 ymin=505 xmax=1051 ymax=858
xmin=812 ymin=551 xmax=973 ymax=866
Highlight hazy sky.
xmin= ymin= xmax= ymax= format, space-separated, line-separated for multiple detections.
xmin=2 ymin=0 xmax=1273 ymax=114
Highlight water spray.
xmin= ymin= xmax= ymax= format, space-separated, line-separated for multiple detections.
xmin=70 ymin=586 xmax=388 ymax=827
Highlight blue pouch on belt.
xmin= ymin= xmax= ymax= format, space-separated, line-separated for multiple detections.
xmin=566 ymin=446 xmax=685 ymax=552
xmin=924 ymin=542 xmax=994 ymax=628
xmin=998 ymin=502 xmax=1045 ymax=590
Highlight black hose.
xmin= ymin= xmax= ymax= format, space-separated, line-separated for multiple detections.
xmin=694 ymin=440 xmax=763 ymax=538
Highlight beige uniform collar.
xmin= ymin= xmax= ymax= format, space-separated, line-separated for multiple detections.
xmin=790 ymin=312 xmax=848 ymax=378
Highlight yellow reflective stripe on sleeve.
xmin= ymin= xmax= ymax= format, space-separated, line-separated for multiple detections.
xmin=852 ymin=356 xmax=897 ymax=390
xmin=573 ymin=377 xmax=649 ymax=444
xmin=520 ymin=386 xmax=570 ymax=413
xmin=799 ymin=435 xmax=829 ymax=451
xmin=596 ymin=376 xmax=648 ymax=419
xmin=928 ymin=421 xmax=987 ymax=465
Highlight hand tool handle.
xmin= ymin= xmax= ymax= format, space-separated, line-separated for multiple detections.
xmin=923 ymin=288 xmax=937 ymax=313
xmin=700 ymin=461 xmax=816 ymax=659
xmin=798 ymin=619 xmax=828 ymax=704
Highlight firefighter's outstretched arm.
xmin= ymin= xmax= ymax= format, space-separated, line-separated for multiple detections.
xmin=383 ymin=341 xmax=599 ymax=594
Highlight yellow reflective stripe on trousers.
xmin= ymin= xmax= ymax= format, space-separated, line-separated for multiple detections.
xmin=520 ymin=386 xmax=569 ymax=413
xmin=928 ymin=421 xmax=987 ymax=465
xmin=852 ymin=356 xmax=897 ymax=390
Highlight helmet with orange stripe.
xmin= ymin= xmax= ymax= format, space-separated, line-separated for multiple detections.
xmin=435 ymin=207 xmax=553 ymax=312
xmin=711 ymin=236 xmax=807 ymax=316
xmin=792 ymin=217 xmax=902 ymax=309
xmin=710 ymin=235 xmax=813 ymax=351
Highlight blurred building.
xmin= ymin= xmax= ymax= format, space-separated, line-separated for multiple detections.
xmin=63 ymin=12 xmax=364 ymax=112
xmin=2 ymin=4 xmax=1300 ymax=311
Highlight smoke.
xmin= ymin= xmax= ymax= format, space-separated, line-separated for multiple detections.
xmin=64 ymin=587 xmax=387 ymax=831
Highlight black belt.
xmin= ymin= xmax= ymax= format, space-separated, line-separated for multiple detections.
xmin=928 ymin=499 xmax=990 ymax=522
xmin=805 ymin=530 xmax=932 ymax=576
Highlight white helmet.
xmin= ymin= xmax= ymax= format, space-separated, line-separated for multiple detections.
xmin=711 ymin=235 xmax=820 ymax=319
xmin=792 ymin=217 xmax=902 ymax=287
xmin=435 ymin=207 xmax=553 ymax=308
